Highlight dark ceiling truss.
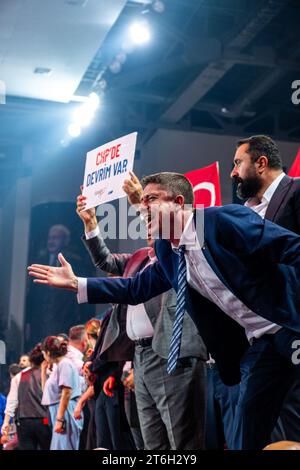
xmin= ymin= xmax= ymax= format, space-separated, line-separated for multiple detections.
xmin=121 ymin=0 xmax=296 ymax=144
xmin=2 ymin=0 xmax=300 ymax=152
xmin=159 ymin=0 xmax=288 ymax=124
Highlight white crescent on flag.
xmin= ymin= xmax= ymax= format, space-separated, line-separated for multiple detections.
xmin=193 ymin=182 xmax=216 ymax=207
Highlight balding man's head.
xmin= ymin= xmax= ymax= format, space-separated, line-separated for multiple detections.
xmin=47 ymin=224 xmax=70 ymax=254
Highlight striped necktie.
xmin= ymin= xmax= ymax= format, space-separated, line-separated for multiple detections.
xmin=167 ymin=245 xmax=187 ymax=374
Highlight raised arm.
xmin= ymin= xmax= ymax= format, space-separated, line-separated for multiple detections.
xmin=77 ymin=172 xmax=144 ymax=275
xmin=28 ymin=253 xmax=172 ymax=305
xmin=77 ymin=192 xmax=131 ymax=275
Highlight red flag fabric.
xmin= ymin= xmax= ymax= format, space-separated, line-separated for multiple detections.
xmin=185 ymin=162 xmax=222 ymax=208
xmin=288 ymin=148 xmax=300 ymax=177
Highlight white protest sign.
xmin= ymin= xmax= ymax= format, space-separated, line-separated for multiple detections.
xmin=82 ymin=132 xmax=137 ymax=209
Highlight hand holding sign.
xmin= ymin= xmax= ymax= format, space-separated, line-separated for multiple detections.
xmin=76 ymin=191 xmax=98 ymax=233
xmin=82 ymin=132 xmax=137 ymax=210
xmin=122 ymin=171 xmax=143 ymax=206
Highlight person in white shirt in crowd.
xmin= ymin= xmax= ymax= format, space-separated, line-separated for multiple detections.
xmin=8 ymin=364 xmax=22 ymax=380
xmin=66 ymin=325 xmax=88 ymax=374
xmin=14 ymin=344 xmax=52 ymax=450
xmin=1 ymin=364 xmax=30 ymax=441
xmin=41 ymin=336 xmax=83 ymax=450
xmin=74 ymin=318 xmax=101 ymax=450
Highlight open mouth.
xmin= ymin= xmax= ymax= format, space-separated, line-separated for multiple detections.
xmin=140 ymin=211 xmax=152 ymax=225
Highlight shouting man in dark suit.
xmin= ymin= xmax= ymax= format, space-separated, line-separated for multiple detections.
xmin=76 ymin=173 xmax=207 ymax=450
xmin=231 ymin=134 xmax=300 ymax=444
xmin=29 ymin=171 xmax=300 ymax=450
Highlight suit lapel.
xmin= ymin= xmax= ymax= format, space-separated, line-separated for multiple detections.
xmin=265 ymin=175 xmax=293 ymax=221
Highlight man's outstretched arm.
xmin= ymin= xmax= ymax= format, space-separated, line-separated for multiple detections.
xmin=28 ymin=252 xmax=172 ymax=305
xmin=85 ymin=259 xmax=171 ymax=305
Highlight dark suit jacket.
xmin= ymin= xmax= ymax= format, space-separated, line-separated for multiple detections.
xmin=85 ymin=205 xmax=300 ymax=385
xmin=82 ymin=235 xmax=207 ymax=361
xmin=265 ymin=175 xmax=300 ymax=233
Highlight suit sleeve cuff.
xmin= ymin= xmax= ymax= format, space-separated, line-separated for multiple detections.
xmin=85 ymin=225 xmax=100 ymax=240
xmin=77 ymin=277 xmax=88 ymax=303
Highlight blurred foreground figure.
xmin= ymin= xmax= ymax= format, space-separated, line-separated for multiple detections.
xmin=264 ymin=440 xmax=300 ymax=450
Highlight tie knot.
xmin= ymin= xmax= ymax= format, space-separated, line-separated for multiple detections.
xmin=178 ymin=245 xmax=185 ymax=256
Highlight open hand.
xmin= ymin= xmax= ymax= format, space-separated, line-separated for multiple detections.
xmin=1 ymin=422 xmax=9 ymax=437
xmin=28 ymin=253 xmax=78 ymax=291
xmin=54 ymin=420 xmax=66 ymax=434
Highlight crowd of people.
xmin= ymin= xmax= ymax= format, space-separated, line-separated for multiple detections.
xmin=0 ymin=322 xmax=139 ymax=450
xmin=2 ymin=135 xmax=300 ymax=450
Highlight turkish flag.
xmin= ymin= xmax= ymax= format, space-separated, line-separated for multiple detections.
xmin=288 ymin=148 xmax=300 ymax=177
xmin=185 ymin=162 xmax=222 ymax=208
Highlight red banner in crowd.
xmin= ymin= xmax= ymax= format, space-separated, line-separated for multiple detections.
xmin=288 ymin=148 xmax=300 ymax=177
xmin=185 ymin=162 xmax=222 ymax=207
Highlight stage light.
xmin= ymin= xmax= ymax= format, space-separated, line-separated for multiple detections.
xmin=73 ymin=105 xmax=94 ymax=127
xmin=88 ymin=92 xmax=100 ymax=110
xmin=109 ymin=60 xmax=122 ymax=74
xmin=116 ymin=51 xmax=127 ymax=65
xmin=68 ymin=123 xmax=81 ymax=137
xmin=129 ymin=20 xmax=151 ymax=45
xmin=152 ymin=0 xmax=165 ymax=13
xmin=72 ymin=92 xmax=100 ymax=127
xmin=121 ymin=40 xmax=135 ymax=54
xmin=98 ymin=79 xmax=107 ymax=91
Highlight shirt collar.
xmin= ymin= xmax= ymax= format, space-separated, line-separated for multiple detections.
xmin=172 ymin=211 xmax=200 ymax=252
xmin=262 ymin=172 xmax=285 ymax=203
xmin=245 ymin=172 xmax=285 ymax=207
xmin=68 ymin=344 xmax=83 ymax=360
xmin=147 ymin=247 xmax=157 ymax=263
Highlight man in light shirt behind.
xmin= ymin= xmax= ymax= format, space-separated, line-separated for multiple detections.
xmin=66 ymin=325 xmax=88 ymax=374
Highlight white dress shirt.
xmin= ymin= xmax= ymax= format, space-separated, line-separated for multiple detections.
xmin=126 ymin=303 xmax=154 ymax=341
xmin=173 ymin=213 xmax=280 ymax=342
xmin=244 ymin=172 xmax=285 ymax=218
xmin=66 ymin=345 xmax=87 ymax=393
xmin=85 ymin=225 xmax=100 ymax=240
xmin=66 ymin=345 xmax=84 ymax=374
